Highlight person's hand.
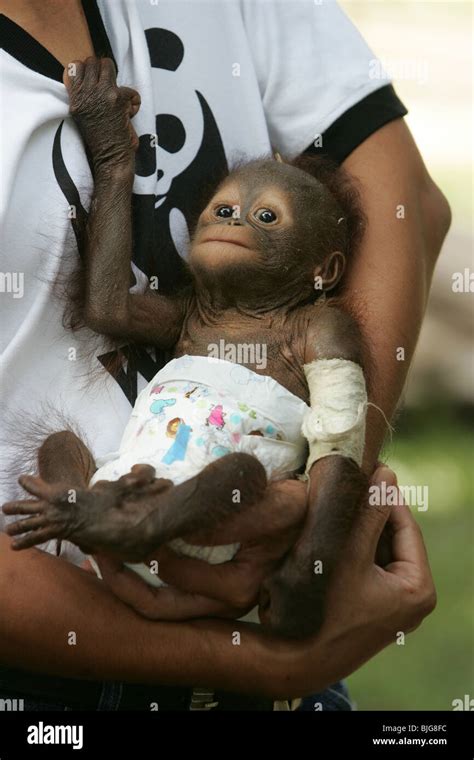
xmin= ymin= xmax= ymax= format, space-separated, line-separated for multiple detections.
xmin=94 ymin=478 xmax=308 ymax=620
xmin=268 ymin=465 xmax=437 ymax=699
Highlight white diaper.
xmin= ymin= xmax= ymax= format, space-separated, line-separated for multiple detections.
xmin=90 ymin=354 xmax=309 ymax=586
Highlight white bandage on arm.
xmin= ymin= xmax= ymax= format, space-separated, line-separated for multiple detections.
xmin=301 ymin=358 xmax=368 ymax=472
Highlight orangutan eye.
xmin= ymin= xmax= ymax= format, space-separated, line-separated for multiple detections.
xmin=214 ymin=205 xmax=234 ymax=219
xmin=255 ymin=208 xmax=277 ymax=224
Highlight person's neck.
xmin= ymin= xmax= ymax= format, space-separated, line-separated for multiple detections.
xmin=0 ymin=0 xmax=95 ymax=67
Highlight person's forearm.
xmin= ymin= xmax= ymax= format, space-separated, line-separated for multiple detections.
xmin=2 ymin=530 xmax=373 ymax=699
xmin=342 ymin=119 xmax=451 ymax=471
xmin=0 ymin=532 xmax=281 ymax=695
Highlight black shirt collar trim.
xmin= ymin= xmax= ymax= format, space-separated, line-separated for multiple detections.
xmin=0 ymin=1 xmax=116 ymax=83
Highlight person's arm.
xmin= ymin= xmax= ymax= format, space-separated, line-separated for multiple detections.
xmin=285 ymin=467 xmax=437 ymax=698
xmin=338 ymin=118 xmax=451 ymax=469
xmin=0 ymin=467 xmax=435 ymax=698
xmin=0 ymin=530 xmax=272 ymax=692
xmin=0 ymin=437 xmax=304 ymax=686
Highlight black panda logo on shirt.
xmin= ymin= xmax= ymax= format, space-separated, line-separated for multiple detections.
xmin=53 ymin=28 xmax=228 ymax=405
xmin=132 ymin=28 xmax=228 ymax=294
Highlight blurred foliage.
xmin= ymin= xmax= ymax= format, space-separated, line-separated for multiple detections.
xmin=349 ymin=407 xmax=474 ymax=709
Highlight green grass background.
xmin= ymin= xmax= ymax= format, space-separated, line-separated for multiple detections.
xmin=348 ymin=408 xmax=474 ymax=709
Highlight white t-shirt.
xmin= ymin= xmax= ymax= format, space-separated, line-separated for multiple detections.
xmin=0 ymin=0 xmax=395 ymax=564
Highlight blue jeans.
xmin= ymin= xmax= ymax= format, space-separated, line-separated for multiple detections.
xmin=296 ymin=681 xmax=353 ymax=711
xmin=0 ymin=666 xmax=352 ymax=711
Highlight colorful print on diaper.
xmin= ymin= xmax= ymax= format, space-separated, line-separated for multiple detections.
xmin=211 ymin=445 xmax=231 ymax=458
xmin=206 ymin=404 xmax=226 ymax=429
xmin=150 ymin=398 xmax=176 ymax=418
xmin=184 ymin=384 xmax=211 ymax=403
xmin=230 ymin=364 xmax=266 ymax=385
xmin=237 ymin=402 xmax=257 ymax=419
xmin=162 ymin=418 xmax=192 ymax=464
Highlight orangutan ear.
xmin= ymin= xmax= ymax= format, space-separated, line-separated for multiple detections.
xmin=313 ymin=251 xmax=346 ymax=292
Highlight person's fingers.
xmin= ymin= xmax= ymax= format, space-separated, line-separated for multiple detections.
xmin=98 ymin=557 xmax=163 ymax=613
xmin=152 ymin=545 xmax=237 ymax=597
xmin=151 ymin=545 xmax=263 ymax=608
xmin=382 ymin=489 xmax=436 ymax=624
xmin=95 ymin=554 xmax=235 ymax=619
xmin=128 ymin=586 xmax=237 ymax=621
xmin=2 ymin=499 xmax=44 ymax=516
xmin=350 ymin=466 xmax=396 ymax=562
xmin=386 ymin=497 xmax=429 ymax=569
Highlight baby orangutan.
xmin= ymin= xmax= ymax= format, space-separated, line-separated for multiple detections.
xmin=4 ymin=57 xmax=371 ymax=638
